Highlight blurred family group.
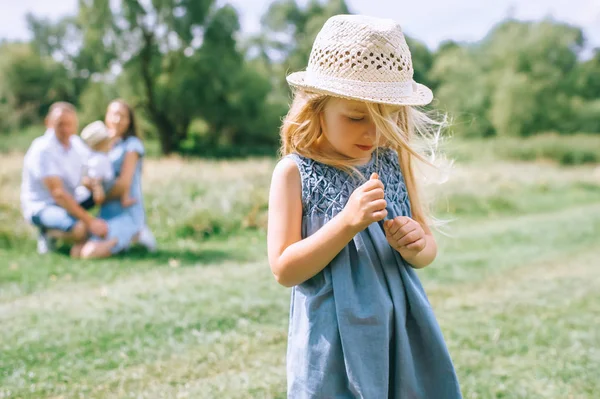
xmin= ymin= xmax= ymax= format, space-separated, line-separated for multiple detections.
xmin=20 ymin=100 xmax=157 ymax=258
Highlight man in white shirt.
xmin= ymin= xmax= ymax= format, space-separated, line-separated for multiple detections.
xmin=20 ymin=102 xmax=108 ymax=254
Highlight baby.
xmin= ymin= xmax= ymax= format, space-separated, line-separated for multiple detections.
xmin=80 ymin=121 xmax=135 ymax=207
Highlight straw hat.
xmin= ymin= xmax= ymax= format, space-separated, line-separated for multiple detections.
xmin=287 ymin=14 xmax=433 ymax=106
xmin=80 ymin=121 xmax=109 ymax=147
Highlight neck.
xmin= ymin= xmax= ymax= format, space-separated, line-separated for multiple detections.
xmin=55 ymin=134 xmax=71 ymax=149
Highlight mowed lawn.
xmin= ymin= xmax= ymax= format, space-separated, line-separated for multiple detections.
xmin=1 ymin=138 xmax=599 ymax=398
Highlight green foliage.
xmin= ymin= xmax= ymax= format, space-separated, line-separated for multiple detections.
xmin=78 ymin=81 xmax=120 ymax=127
xmin=495 ymin=133 xmax=600 ymax=165
xmin=20 ymin=0 xmax=288 ymax=155
xmin=1 ymin=2 xmax=598 ymax=151
xmin=432 ymin=19 xmax=597 ymax=137
xmin=405 ymin=36 xmax=434 ymax=88
xmin=0 ymin=125 xmax=45 ymax=153
xmin=446 ymin=133 xmax=600 ymax=166
xmin=252 ymin=0 xmax=351 ymax=100
xmin=0 ymin=42 xmax=74 ymax=131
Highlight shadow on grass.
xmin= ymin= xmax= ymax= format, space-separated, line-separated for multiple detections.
xmin=120 ymin=246 xmax=250 ymax=266
xmin=34 ymin=244 xmax=250 ymax=267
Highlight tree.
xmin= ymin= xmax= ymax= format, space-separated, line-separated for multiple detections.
xmin=0 ymin=42 xmax=73 ymax=131
xmin=570 ymin=49 xmax=600 ymax=132
xmin=26 ymin=0 xmax=283 ymax=154
xmin=248 ymin=0 xmax=350 ymax=98
xmin=405 ymin=36 xmax=434 ymax=89
xmin=431 ymin=19 xmax=590 ymax=137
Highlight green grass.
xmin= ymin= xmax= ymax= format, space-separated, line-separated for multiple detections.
xmin=446 ymin=132 xmax=600 ymax=166
xmin=1 ymin=133 xmax=600 ymax=397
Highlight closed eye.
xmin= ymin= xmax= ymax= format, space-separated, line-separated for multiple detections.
xmin=348 ymin=116 xmax=365 ymax=122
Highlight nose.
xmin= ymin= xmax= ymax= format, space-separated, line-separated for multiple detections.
xmin=364 ymin=125 xmax=376 ymax=141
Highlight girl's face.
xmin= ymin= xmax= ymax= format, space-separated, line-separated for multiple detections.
xmin=105 ymin=102 xmax=131 ymax=138
xmin=320 ymin=98 xmax=380 ymax=165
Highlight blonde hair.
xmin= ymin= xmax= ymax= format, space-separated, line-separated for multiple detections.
xmin=280 ymin=90 xmax=449 ymax=227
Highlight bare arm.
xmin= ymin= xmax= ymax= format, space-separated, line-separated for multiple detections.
xmin=268 ymin=159 xmax=387 ymax=287
xmin=43 ymin=176 xmax=94 ymax=225
xmin=106 ymin=152 xmax=139 ymax=200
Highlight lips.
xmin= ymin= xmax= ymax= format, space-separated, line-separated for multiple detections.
xmin=356 ymin=144 xmax=373 ymax=151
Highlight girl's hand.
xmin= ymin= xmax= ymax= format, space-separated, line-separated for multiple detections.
xmin=341 ymin=173 xmax=387 ymax=233
xmin=384 ymin=216 xmax=426 ymax=256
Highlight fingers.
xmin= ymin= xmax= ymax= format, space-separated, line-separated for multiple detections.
xmin=393 ymin=222 xmax=417 ymax=241
xmin=397 ymin=229 xmax=422 ymax=247
xmin=372 ymin=208 xmax=388 ymax=221
xmin=405 ymin=237 xmax=426 ymax=251
xmin=388 ymin=220 xmax=402 ymax=235
xmin=364 ymin=188 xmax=385 ymax=201
xmin=384 ymin=219 xmax=393 ymax=230
xmin=361 ymin=178 xmax=384 ymax=192
xmin=388 ymin=216 xmax=411 ymax=235
xmin=370 ymin=172 xmax=379 ymax=180
xmin=367 ymin=199 xmax=387 ymax=213
xmin=384 ymin=216 xmax=426 ymax=250
xmin=394 ymin=216 xmax=412 ymax=227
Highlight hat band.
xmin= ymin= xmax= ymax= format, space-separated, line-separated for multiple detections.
xmin=304 ymin=70 xmax=414 ymax=97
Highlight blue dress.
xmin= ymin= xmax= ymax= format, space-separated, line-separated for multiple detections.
xmin=97 ymin=136 xmax=146 ymax=254
xmin=285 ymin=149 xmax=462 ymax=398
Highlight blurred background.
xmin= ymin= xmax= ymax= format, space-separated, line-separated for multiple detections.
xmin=1 ymin=1 xmax=599 ymax=398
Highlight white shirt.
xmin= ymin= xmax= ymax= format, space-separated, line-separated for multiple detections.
xmin=86 ymin=152 xmax=114 ymax=182
xmin=74 ymin=151 xmax=116 ymax=203
xmin=20 ymin=129 xmax=89 ymax=221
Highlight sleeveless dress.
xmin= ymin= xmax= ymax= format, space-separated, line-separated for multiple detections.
xmin=285 ymin=149 xmax=462 ymax=399
xmin=96 ymin=136 xmax=146 ymax=254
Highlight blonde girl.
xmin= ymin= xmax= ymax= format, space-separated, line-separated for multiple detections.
xmin=268 ymin=15 xmax=462 ymax=398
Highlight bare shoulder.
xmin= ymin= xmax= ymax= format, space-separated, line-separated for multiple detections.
xmin=271 ymin=157 xmax=301 ymax=187
xmin=269 ymin=157 xmax=302 ymax=212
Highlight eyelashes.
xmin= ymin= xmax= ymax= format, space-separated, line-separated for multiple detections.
xmin=347 ymin=116 xmax=365 ymax=122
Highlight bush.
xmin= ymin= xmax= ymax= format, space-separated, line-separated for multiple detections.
xmin=496 ymin=133 xmax=600 ymax=166
xmin=446 ymin=133 xmax=600 ymax=166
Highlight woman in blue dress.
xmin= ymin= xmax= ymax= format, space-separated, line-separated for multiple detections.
xmin=76 ymin=99 xmax=156 ymax=258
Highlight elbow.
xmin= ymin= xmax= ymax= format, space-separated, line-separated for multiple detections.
xmin=270 ymin=262 xmax=296 ymax=288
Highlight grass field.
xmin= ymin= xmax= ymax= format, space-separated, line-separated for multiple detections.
xmin=1 ymin=133 xmax=600 ymax=398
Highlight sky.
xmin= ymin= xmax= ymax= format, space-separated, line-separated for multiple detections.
xmin=1 ymin=0 xmax=599 ymax=50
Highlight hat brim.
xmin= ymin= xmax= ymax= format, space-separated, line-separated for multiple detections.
xmin=286 ymin=71 xmax=433 ymax=107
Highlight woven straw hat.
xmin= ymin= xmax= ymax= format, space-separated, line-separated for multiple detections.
xmin=287 ymin=14 xmax=433 ymax=106
xmin=80 ymin=120 xmax=109 ymax=148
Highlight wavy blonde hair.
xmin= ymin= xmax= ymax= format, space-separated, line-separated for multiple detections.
xmin=280 ymin=90 xmax=449 ymax=227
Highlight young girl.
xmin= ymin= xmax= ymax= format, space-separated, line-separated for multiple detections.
xmin=267 ymin=15 xmax=462 ymax=398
